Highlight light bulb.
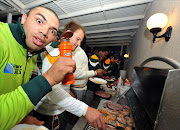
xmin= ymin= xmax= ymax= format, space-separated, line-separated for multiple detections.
xmin=147 ymin=13 xmax=168 ymax=30
xmin=124 ymin=54 xmax=129 ymax=58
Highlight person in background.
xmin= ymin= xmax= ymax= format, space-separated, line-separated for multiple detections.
xmin=88 ymin=47 xmax=109 ymax=71
xmin=33 ymin=21 xmax=106 ymax=130
xmin=71 ymin=46 xmax=104 ymax=101
xmin=92 ymin=48 xmax=98 ymax=55
xmin=0 ymin=6 xmax=76 ymax=129
xmin=85 ymin=47 xmax=108 ymax=105
xmin=109 ymin=53 xmax=120 ymax=85
xmin=101 ymin=54 xmax=115 ymax=88
xmin=101 ymin=54 xmax=114 ymax=71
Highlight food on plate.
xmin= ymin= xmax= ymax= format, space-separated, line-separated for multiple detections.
xmin=99 ymin=109 xmax=116 ymax=124
xmin=106 ymin=82 xmax=112 ymax=88
xmin=95 ymin=91 xmax=111 ymax=99
xmin=99 ymin=109 xmax=111 ymax=115
xmin=117 ymin=122 xmax=124 ymax=128
xmin=94 ymin=80 xmax=103 ymax=84
xmin=103 ymin=76 xmax=114 ymax=82
xmin=103 ymin=76 xmax=111 ymax=80
xmin=11 ymin=124 xmax=48 ymax=130
xmin=108 ymin=109 xmax=119 ymax=115
xmin=103 ymin=116 xmax=109 ymax=124
xmin=103 ymin=101 xmax=110 ymax=108
xmin=106 ymin=102 xmax=123 ymax=111
xmin=105 ymin=124 xmax=116 ymax=130
xmin=106 ymin=114 xmax=116 ymax=121
xmin=100 ymin=101 xmax=135 ymax=129
xmin=117 ymin=105 xmax=130 ymax=116
xmin=122 ymin=105 xmax=130 ymax=111
xmin=125 ymin=117 xmax=135 ymax=127
xmin=125 ymin=126 xmax=132 ymax=130
xmin=120 ymin=108 xmax=130 ymax=116
xmin=117 ymin=113 xmax=124 ymax=118
xmin=89 ymin=77 xmax=107 ymax=84
xmin=117 ymin=116 xmax=126 ymax=125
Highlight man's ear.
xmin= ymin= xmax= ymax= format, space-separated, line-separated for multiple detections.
xmin=21 ymin=14 xmax=27 ymax=25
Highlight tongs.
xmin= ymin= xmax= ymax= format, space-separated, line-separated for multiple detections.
xmin=105 ymin=123 xmax=125 ymax=130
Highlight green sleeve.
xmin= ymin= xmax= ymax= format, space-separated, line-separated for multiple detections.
xmin=22 ymin=75 xmax=52 ymax=105
xmin=0 ymin=86 xmax=34 ymax=129
xmin=0 ymin=75 xmax=52 ymax=129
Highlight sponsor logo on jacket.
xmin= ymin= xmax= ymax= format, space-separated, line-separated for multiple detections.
xmin=4 ymin=63 xmax=22 ymax=74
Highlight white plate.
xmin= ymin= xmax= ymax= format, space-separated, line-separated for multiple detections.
xmin=89 ymin=77 xmax=107 ymax=84
xmin=11 ymin=124 xmax=49 ymax=130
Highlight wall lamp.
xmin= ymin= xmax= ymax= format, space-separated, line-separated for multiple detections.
xmin=147 ymin=13 xmax=172 ymax=43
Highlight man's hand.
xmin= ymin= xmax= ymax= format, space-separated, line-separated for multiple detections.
xmin=85 ymin=106 xmax=106 ymax=130
xmin=19 ymin=115 xmax=44 ymax=125
xmin=106 ymin=82 xmax=112 ymax=88
xmin=113 ymin=79 xmax=118 ymax=86
xmin=43 ymin=57 xmax=76 ymax=86
xmin=95 ymin=69 xmax=105 ymax=77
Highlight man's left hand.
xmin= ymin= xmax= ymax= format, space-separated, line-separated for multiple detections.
xmin=19 ymin=115 xmax=44 ymax=125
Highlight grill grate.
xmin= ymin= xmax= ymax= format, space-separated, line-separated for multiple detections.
xmin=83 ymin=123 xmax=98 ymax=130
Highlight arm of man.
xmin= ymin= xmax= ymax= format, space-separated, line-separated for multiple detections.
xmin=0 ymin=55 xmax=75 ymax=129
xmin=50 ymin=86 xmax=106 ymax=130
xmin=0 ymin=38 xmax=51 ymax=129
xmin=73 ymin=67 xmax=96 ymax=79
xmin=0 ymin=75 xmax=51 ymax=129
xmin=73 ymin=50 xmax=96 ymax=79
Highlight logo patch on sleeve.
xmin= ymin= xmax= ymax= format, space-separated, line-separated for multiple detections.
xmin=4 ymin=63 xmax=22 ymax=74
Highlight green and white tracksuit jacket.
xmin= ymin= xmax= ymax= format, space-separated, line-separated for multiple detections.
xmin=88 ymin=53 xmax=102 ymax=70
xmin=0 ymin=19 xmax=52 ymax=129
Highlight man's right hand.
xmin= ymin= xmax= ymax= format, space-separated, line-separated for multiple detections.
xmin=95 ymin=69 xmax=105 ymax=77
xmin=43 ymin=57 xmax=76 ymax=86
xmin=85 ymin=106 xmax=106 ymax=130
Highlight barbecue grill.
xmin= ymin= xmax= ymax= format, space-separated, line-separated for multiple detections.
xmin=126 ymin=57 xmax=180 ymax=130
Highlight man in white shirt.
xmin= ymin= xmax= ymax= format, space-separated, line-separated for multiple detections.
xmin=71 ymin=46 xmax=104 ymax=101
xmin=33 ymin=21 xmax=105 ymax=130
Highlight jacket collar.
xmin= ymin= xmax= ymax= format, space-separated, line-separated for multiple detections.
xmin=9 ymin=17 xmax=27 ymax=49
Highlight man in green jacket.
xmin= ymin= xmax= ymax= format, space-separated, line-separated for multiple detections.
xmin=0 ymin=6 xmax=76 ymax=129
xmin=85 ymin=47 xmax=108 ymax=104
xmin=88 ymin=47 xmax=109 ymax=71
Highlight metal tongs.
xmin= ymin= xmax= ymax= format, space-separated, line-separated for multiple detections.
xmin=105 ymin=123 xmax=125 ymax=130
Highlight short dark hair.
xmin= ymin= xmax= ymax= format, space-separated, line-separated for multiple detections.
xmin=26 ymin=6 xmax=59 ymax=22
xmin=98 ymin=47 xmax=109 ymax=52
xmin=113 ymin=53 xmax=120 ymax=60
